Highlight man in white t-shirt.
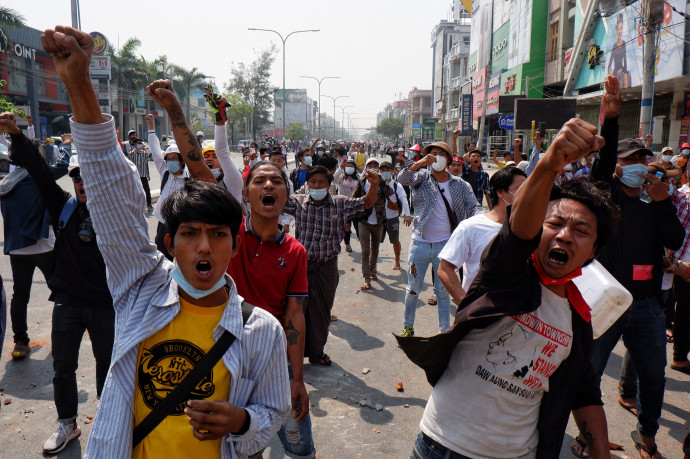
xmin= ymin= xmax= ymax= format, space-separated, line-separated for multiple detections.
xmin=398 ymin=118 xmax=619 ymax=459
xmin=378 ymin=161 xmax=411 ymax=270
xmin=438 ymin=167 xmax=527 ymax=304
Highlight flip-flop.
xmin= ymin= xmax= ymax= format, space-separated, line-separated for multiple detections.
xmin=427 ymin=297 xmax=437 ymax=305
xmin=392 ymin=265 xmax=401 ymax=270
xmin=671 ymin=363 xmax=690 ymax=375
xmin=618 ymin=396 xmax=639 ymax=416
xmin=570 ymin=436 xmax=590 ymax=458
xmin=371 ymin=274 xmax=378 ymax=281
xmin=330 ymin=315 xmax=338 ymax=322
xmin=667 ymin=330 xmax=674 ymax=343
xmin=631 ymin=430 xmax=660 ymax=459
xmin=360 ymin=283 xmax=371 ymax=291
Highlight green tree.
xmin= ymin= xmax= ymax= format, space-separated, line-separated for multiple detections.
xmin=376 ymin=117 xmax=404 ymax=139
xmin=110 ymin=38 xmax=144 ymax=130
xmin=286 ymin=122 xmax=307 ymax=141
xmin=0 ymin=7 xmax=24 ymax=52
xmin=223 ymin=92 xmax=253 ymax=148
xmin=173 ymin=65 xmax=207 ymax=121
xmin=226 ymin=46 xmax=277 ymax=140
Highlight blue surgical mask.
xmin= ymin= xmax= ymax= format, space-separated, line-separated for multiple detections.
xmin=170 ymin=267 xmax=227 ymax=300
xmin=381 ymin=171 xmax=392 ymax=181
xmin=309 ymin=188 xmax=328 ymax=200
xmin=304 ymin=156 xmax=313 ymax=166
xmin=345 ymin=166 xmax=355 ymax=175
xmin=662 ymin=155 xmax=672 ymax=163
xmin=619 ymin=163 xmax=648 ymax=188
xmin=166 ymin=161 xmax=181 ymax=174
xmin=683 ymin=149 xmax=690 ymax=156
xmin=136 ymin=144 xmax=143 ymax=150
xmin=317 ymin=150 xmax=324 ymax=156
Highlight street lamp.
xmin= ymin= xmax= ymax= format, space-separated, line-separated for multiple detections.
xmin=322 ymin=95 xmax=348 ymax=139
xmin=300 ymin=75 xmax=340 ymax=139
xmin=338 ymin=105 xmax=354 ymax=140
xmin=248 ymin=28 xmax=319 ymax=140
xmin=344 ymin=111 xmax=357 ymax=141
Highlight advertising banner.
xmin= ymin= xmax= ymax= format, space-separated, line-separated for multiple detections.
xmin=472 ymin=68 xmax=487 ymax=119
xmin=422 ymin=118 xmax=438 ymax=140
xmin=459 ymin=94 xmax=473 ymax=134
xmin=274 ymin=89 xmax=308 ymax=104
xmin=411 ymin=127 xmax=422 ymax=138
xmin=604 ymin=0 xmax=683 ymax=88
xmin=508 ymin=0 xmax=533 ymax=69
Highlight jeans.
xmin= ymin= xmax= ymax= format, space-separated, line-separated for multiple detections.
xmin=358 ymin=222 xmax=383 ymax=282
xmin=9 ymin=251 xmax=54 ymax=345
xmin=592 ymin=296 xmax=667 ymax=437
xmin=52 ymin=302 xmax=115 ymax=419
xmin=410 ymin=432 xmax=472 ymax=459
xmin=275 ymin=365 xmax=315 ymax=459
xmin=404 ymin=239 xmax=451 ymax=332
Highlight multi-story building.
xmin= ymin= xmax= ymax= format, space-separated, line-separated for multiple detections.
xmin=431 ymin=2 xmax=472 ymax=143
xmin=405 ymin=88 xmax=433 ymax=142
xmin=272 ymin=89 xmax=316 ymax=139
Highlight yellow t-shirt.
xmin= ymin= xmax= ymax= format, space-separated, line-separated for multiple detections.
xmin=497 ymin=160 xmax=506 ymax=169
xmin=133 ymin=298 xmax=230 ymax=459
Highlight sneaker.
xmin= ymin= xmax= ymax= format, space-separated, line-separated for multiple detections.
xmin=11 ymin=342 xmax=31 ymax=359
xmin=44 ymin=421 xmax=80 ymax=454
xmin=346 ymin=244 xmax=352 ymax=252
xmin=401 ymin=326 xmax=415 ymax=338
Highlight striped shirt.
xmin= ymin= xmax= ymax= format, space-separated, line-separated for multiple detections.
xmin=128 ymin=148 xmax=150 ymax=178
xmin=283 ymin=193 xmax=365 ymax=262
xmin=672 ymin=188 xmax=690 ymax=261
xmin=73 ymin=115 xmax=290 ymax=459
xmin=397 ymin=160 xmax=484 ymax=239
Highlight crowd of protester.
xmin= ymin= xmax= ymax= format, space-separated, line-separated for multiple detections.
xmin=0 ymin=25 xmax=688 ymax=459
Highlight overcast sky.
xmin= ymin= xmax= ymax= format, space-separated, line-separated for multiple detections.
xmin=6 ymin=0 xmax=454 ymax=132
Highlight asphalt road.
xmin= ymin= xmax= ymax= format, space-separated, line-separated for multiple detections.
xmin=0 ymin=155 xmax=687 ymax=458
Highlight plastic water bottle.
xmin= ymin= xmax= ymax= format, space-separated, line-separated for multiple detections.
xmin=640 ymin=171 xmax=664 ymax=203
xmin=572 ymin=260 xmax=633 ymax=338
xmin=283 ymin=412 xmax=300 ymax=444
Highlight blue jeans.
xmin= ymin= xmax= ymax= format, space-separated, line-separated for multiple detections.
xmin=410 ymin=432 xmax=472 ymax=459
xmin=275 ymin=365 xmax=315 ymax=459
xmin=404 ymin=239 xmax=451 ymax=332
xmin=591 ymin=296 xmax=667 ymax=438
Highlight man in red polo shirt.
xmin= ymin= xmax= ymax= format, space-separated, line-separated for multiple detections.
xmin=226 ymin=161 xmax=315 ymax=459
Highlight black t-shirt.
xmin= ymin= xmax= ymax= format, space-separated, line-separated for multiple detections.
xmin=463 ymin=168 xmax=482 ymax=199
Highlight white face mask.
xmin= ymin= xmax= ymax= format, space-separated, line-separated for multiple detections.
xmin=431 ymin=155 xmax=447 ymax=172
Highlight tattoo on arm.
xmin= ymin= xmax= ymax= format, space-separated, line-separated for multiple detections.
xmin=184 ymin=149 xmax=201 ymax=161
xmin=284 ymin=320 xmax=299 ymax=346
xmin=579 ymin=420 xmax=596 ymax=448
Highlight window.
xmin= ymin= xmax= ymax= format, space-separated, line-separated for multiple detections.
xmin=7 ymin=55 xmax=27 ymax=92
xmin=549 ymin=22 xmax=559 ymax=62
xmin=35 ymin=61 xmax=46 ymax=96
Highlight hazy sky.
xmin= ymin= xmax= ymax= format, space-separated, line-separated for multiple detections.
xmin=6 ymin=0 xmax=454 ymax=132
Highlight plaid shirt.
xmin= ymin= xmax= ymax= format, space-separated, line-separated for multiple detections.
xmin=461 ymin=167 xmax=490 ymax=203
xmin=397 ymin=160 xmax=484 ymax=239
xmin=672 ymin=188 xmax=690 ymax=260
xmin=127 ymin=148 xmax=150 ymax=178
xmin=283 ymin=193 xmax=365 ymax=262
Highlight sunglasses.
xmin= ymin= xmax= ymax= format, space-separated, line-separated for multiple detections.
xmin=71 ymin=175 xmax=82 ymax=184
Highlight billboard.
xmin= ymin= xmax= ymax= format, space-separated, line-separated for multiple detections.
xmin=508 ymin=0 xmax=533 ymax=69
xmin=604 ymin=0 xmax=683 ymax=89
xmin=422 ymin=117 xmax=438 ymax=140
xmin=514 ymin=98 xmax=577 ymax=129
xmin=470 ymin=0 xmax=493 ymax=70
xmin=459 ymin=94 xmax=473 ymax=134
xmin=274 ymin=89 xmax=308 ymax=104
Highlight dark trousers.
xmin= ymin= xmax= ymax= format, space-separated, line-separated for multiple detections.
xmin=9 ymin=251 xmax=54 ymax=345
xmin=52 ymin=302 xmax=114 ymax=420
xmin=140 ymin=176 xmax=152 ymax=207
xmin=155 ymin=221 xmax=173 ymax=261
xmin=673 ymin=275 xmax=690 ymax=362
xmin=0 ymin=275 xmax=6 ymax=358
xmin=304 ymin=258 xmax=339 ymax=360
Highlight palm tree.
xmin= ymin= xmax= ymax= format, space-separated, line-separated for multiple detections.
xmin=0 ymin=7 xmax=25 ymax=52
xmin=109 ymin=38 xmax=144 ymax=131
xmin=173 ymin=65 xmax=207 ymax=121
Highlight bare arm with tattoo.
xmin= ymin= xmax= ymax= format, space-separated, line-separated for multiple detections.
xmin=572 ymin=405 xmax=609 ymax=458
xmin=283 ymin=296 xmax=309 ymax=421
xmin=145 ymin=79 xmax=214 ymax=183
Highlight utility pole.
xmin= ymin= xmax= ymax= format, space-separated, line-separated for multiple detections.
xmin=639 ymin=0 xmax=663 ymax=137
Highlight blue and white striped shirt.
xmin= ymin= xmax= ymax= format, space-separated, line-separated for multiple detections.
xmin=73 ymin=115 xmax=290 ymax=459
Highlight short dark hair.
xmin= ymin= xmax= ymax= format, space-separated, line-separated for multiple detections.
xmin=306 ymin=165 xmax=333 ymax=184
xmin=268 ymin=149 xmax=284 ymax=159
xmin=489 ymin=167 xmax=526 ymax=207
xmin=244 ymin=161 xmax=288 ymax=190
xmin=162 ymin=180 xmax=242 ymax=247
xmin=297 ymin=147 xmax=310 ymax=160
xmin=259 ymin=146 xmax=269 ymax=155
xmin=318 ymin=154 xmax=338 ymax=171
xmin=549 ymin=177 xmax=619 ymax=255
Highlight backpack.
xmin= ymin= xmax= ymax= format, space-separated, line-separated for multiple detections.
xmin=385 ymin=181 xmax=403 ymax=217
xmin=57 ymin=196 xmax=78 ymax=233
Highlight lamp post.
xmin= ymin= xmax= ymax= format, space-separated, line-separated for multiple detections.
xmin=338 ymin=105 xmax=354 ymax=140
xmin=248 ymin=28 xmax=319 ymax=140
xmin=322 ymin=95 xmax=348 ymax=139
xmin=346 ymin=113 xmax=357 ymax=141
xmin=300 ymin=75 xmax=339 ymax=139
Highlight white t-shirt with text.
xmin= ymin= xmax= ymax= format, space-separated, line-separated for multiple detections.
xmin=414 ymin=180 xmax=453 ymax=243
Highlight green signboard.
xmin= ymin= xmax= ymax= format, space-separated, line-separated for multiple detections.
xmin=422 ymin=117 xmax=438 ymax=140
xmin=411 ymin=128 xmax=422 ymax=138
xmin=435 ymin=123 xmax=442 ymax=140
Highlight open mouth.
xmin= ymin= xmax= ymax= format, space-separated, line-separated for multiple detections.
xmin=196 ymin=261 xmax=211 ymax=277
xmin=548 ymin=248 xmax=569 ymax=266
xmin=261 ymin=195 xmax=276 ymax=208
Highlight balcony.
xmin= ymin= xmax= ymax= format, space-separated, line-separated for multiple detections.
xmin=449 ymin=108 xmax=459 ymax=120
xmin=450 ymin=76 xmax=462 ymax=91
xmin=447 ymin=42 xmax=470 ymax=63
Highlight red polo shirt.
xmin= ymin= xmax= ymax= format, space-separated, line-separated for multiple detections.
xmin=227 ymin=217 xmax=308 ymax=322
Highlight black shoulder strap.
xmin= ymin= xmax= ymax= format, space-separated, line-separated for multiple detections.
xmin=132 ymin=301 xmax=255 ymax=448
xmin=160 ymin=170 xmax=171 ymax=190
